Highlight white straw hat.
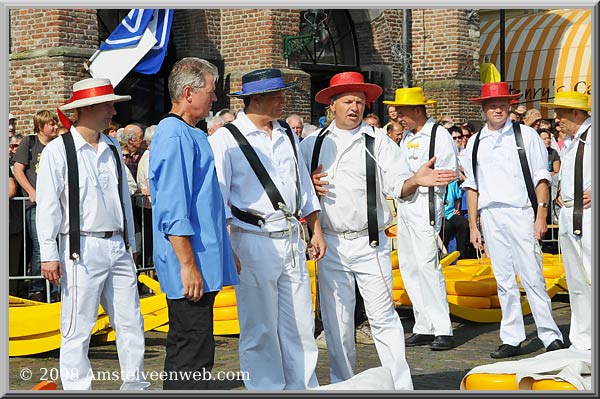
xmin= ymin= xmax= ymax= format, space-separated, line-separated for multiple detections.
xmin=59 ymin=78 xmax=131 ymax=111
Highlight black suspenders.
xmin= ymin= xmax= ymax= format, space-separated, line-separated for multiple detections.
xmin=428 ymin=124 xmax=439 ymax=226
xmin=62 ymin=132 xmax=128 ymax=260
xmin=311 ymin=126 xmax=379 ymax=247
xmin=224 ymin=120 xmax=300 ymax=226
xmin=472 ymin=122 xmax=538 ymax=217
xmin=573 ymin=126 xmax=590 ymax=236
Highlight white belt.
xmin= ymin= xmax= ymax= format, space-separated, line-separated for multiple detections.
xmin=80 ymin=230 xmax=121 ymax=238
xmin=230 ymin=225 xmax=290 ymax=238
xmin=322 ymin=227 xmax=384 ymax=240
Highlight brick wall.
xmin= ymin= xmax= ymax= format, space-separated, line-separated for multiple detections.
xmin=9 ymin=9 xmax=97 ymax=133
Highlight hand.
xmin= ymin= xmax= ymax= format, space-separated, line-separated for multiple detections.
xmin=414 ymin=157 xmax=457 ymax=187
xmin=533 ymin=216 xmax=547 ymax=240
xmin=28 ymin=190 xmax=36 ymax=204
xmin=233 ymin=251 xmax=241 ymax=275
xmin=181 ymin=264 xmax=204 ymax=302
xmin=311 ymin=164 xmax=329 ymax=196
xmin=41 ymin=261 xmax=62 ymax=286
xmin=583 ymin=191 xmax=592 ymax=209
xmin=555 ymin=192 xmax=563 ymax=207
xmin=470 ymin=226 xmax=483 ymax=251
xmin=308 ymin=231 xmax=327 ymax=261
xmin=453 ymin=209 xmax=461 ymax=216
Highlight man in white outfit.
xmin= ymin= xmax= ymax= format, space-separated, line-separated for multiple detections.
xmin=541 ymin=91 xmax=592 ymax=352
xmin=462 ymin=81 xmax=565 ymax=359
xmin=36 ymin=78 xmax=149 ymax=390
xmin=209 ymin=68 xmax=326 ymax=390
xmin=301 ymin=72 xmax=456 ymax=389
xmin=383 ymin=87 xmax=458 ymax=351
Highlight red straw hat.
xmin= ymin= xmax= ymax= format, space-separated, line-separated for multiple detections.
xmin=468 ymin=82 xmax=521 ymax=103
xmin=315 ymin=72 xmax=382 ymax=105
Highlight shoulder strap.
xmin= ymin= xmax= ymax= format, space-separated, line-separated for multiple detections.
xmin=573 ymin=126 xmax=590 ymax=236
xmin=108 ymin=143 xmax=130 ymax=249
xmin=428 ymin=124 xmax=439 ymax=226
xmin=365 ymin=130 xmax=378 ymax=247
xmin=472 ymin=130 xmax=482 ymax=184
xmin=61 ymin=132 xmax=81 ymax=260
xmin=513 ymin=122 xmax=538 ymax=217
xmin=310 ymin=126 xmax=329 ymax=173
xmin=278 ymin=120 xmax=298 ymax=161
xmin=223 ymin=123 xmax=287 ymax=212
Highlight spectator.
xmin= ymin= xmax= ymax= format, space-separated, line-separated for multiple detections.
xmin=9 ymin=162 xmax=26 ymax=296
xmin=442 ymin=180 xmax=471 ymax=259
xmin=286 ymin=113 xmax=305 ymax=138
xmin=364 ymin=113 xmax=381 ymax=128
xmin=514 ymin=104 xmax=527 ymax=123
xmin=386 ymin=121 xmax=403 ymax=144
xmin=438 ymin=115 xmax=454 ymax=129
xmin=540 ymin=130 xmax=560 ymax=176
xmin=136 ymin=124 xmax=156 ymax=267
xmin=13 ymin=110 xmax=59 ymax=301
xmin=150 ymin=57 xmax=239 ymax=389
xmin=449 ymin=125 xmax=466 ymax=182
xmin=301 ymin=123 xmax=319 ymax=139
xmin=103 ymin=120 xmax=121 ymax=137
xmin=461 ymin=122 xmax=475 ymax=150
xmin=383 ymin=104 xmax=399 ymax=130
xmin=206 ymin=115 xmax=225 ymax=135
xmin=9 ymin=134 xmax=23 ymax=164
xmin=508 ymin=109 xmax=518 ymax=122
xmin=124 ymin=123 xmax=147 ymax=178
xmin=37 ymin=77 xmax=148 ymax=390
xmin=524 ymin=108 xmax=542 ymax=131
xmin=215 ymin=108 xmax=236 ymax=123
xmin=9 ymin=113 xmax=17 ymax=139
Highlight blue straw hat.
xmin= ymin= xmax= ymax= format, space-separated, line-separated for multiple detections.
xmin=229 ymin=68 xmax=297 ymax=98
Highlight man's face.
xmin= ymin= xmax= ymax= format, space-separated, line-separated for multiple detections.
xmin=387 ymin=123 xmax=403 ymax=144
xmin=482 ymin=99 xmax=509 ymax=130
xmin=89 ymin=101 xmax=117 ymax=132
xmin=364 ymin=116 xmax=378 ymax=128
xmin=288 ymin=117 xmax=304 ymax=137
xmin=8 ymin=118 xmax=16 ymax=138
xmin=387 ymin=105 xmax=398 ymax=121
xmin=253 ymin=90 xmax=286 ymax=120
xmin=396 ymin=106 xmax=419 ymax=132
xmin=126 ymin=125 xmax=144 ymax=153
xmin=554 ymin=108 xmax=578 ymax=137
xmin=190 ymin=76 xmax=217 ymax=121
xmin=330 ymin=92 xmax=366 ymax=130
xmin=40 ymin=119 xmax=59 ymax=140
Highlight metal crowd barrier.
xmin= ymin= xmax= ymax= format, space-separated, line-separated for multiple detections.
xmin=8 ymin=195 xmax=156 ymax=303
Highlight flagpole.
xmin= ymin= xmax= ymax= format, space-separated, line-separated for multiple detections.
xmin=84 ymin=49 xmax=101 ymax=71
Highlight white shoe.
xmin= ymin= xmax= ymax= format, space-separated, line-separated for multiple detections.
xmin=355 ymin=323 xmax=374 ymax=345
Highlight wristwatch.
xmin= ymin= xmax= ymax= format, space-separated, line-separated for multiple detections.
xmin=538 ymin=202 xmax=549 ymax=208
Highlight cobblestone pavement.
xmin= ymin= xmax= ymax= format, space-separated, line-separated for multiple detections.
xmin=9 ymin=295 xmax=572 ymax=392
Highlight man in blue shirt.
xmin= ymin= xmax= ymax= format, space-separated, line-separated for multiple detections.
xmin=149 ymin=57 xmax=239 ymax=390
xmin=442 ymin=180 xmax=470 ymax=259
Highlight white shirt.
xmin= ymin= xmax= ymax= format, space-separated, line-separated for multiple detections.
xmin=461 ymin=119 xmax=551 ymax=210
xmin=36 ymin=127 xmax=137 ymax=261
xmin=299 ymin=120 xmax=412 ymax=233
xmin=209 ymin=110 xmax=320 ymax=232
xmin=399 ymin=117 xmax=458 ymax=196
xmin=559 ymin=117 xmax=592 ymax=202
xmin=136 ymin=149 xmax=150 ymax=194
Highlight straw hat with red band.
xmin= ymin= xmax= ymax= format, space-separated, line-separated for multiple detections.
xmin=468 ymin=82 xmax=521 ymax=103
xmin=58 ymin=78 xmax=131 ymax=129
xmin=315 ymin=72 xmax=382 ymax=105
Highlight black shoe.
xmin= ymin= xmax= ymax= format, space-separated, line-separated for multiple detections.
xmin=405 ymin=333 xmax=434 ymax=347
xmin=546 ymin=339 xmax=566 ymax=352
xmin=430 ymin=335 xmax=455 ymax=351
xmin=491 ymin=343 xmax=521 ymax=359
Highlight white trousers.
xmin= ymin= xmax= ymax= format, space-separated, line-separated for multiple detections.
xmin=230 ymin=230 xmax=318 ymax=390
xmin=480 ymin=207 xmax=563 ymax=347
xmin=59 ymin=234 xmax=148 ymax=390
xmin=559 ymin=206 xmax=592 ymax=351
xmin=318 ymin=231 xmax=413 ymax=390
xmin=396 ymin=194 xmax=452 ymax=336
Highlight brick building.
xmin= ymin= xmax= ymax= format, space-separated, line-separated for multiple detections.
xmin=9 ymin=8 xmax=485 ymax=133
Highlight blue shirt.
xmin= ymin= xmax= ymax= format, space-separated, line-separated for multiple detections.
xmin=444 ymin=180 xmax=464 ymax=220
xmin=149 ymin=115 xmax=238 ymax=299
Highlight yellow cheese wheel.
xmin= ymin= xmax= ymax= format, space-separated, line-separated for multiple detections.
xmin=447 ymin=295 xmax=491 ymax=309
xmin=530 ymin=379 xmax=577 ymax=390
xmin=446 ymin=279 xmax=497 ymax=297
xmin=213 ymin=288 xmax=237 ymax=308
xmin=213 ymin=306 xmax=239 ymax=321
xmin=392 ymin=269 xmax=405 ymax=290
xmin=464 ymin=373 xmax=518 ymax=390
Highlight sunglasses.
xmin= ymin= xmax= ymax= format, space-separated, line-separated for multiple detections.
xmin=452 ymin=135 xmax=463 ymax=140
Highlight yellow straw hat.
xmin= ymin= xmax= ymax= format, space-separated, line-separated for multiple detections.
xmin=540 ymin=91 xmax=591 ymax=112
